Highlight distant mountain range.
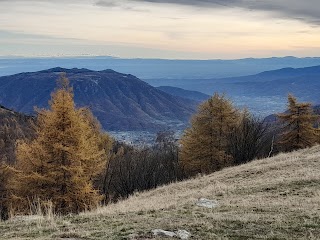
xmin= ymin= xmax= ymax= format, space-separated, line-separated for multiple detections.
xmin=0 ymin=68 xmax=196 ymax=131
xmin=1 ymin=63 xmax=320 ymax=132
xmin=146 ymin=65 xmax=320 ymax=116
xmin=1 ymin=56 xmax=320 ymax=79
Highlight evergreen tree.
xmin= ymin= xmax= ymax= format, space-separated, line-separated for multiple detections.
xmin=0 ymin=109 xmax=34 ymax=164
xmin=11 ymin=74 xmax=107 ymax=214
xmin=180 ymin=93 xmax=239 ymax=176
xmin=277 ymin=94 xmax=317 ymax=152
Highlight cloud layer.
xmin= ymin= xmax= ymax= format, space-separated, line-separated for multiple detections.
xmin=123 ymin=0 xmax=320 ymax=25
xmin=1 ymin=0 xmax=319 ymax=25
xmin=139 ymin=0 xmax=320 ymax=24
xmin=1 ymin=0 xmax=320 ymax=58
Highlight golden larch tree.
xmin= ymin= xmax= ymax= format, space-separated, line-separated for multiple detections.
xmin=277 ymin=94 xmax=317 ymax=152
xmin=0 ymin=163 xmax=14 ymax=220
xmin=180 ymin=93 xmax=239 ymax=176
xmin=11 ymin=74 xmax=108 ymax=214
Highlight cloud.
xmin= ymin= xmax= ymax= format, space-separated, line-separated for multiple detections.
xmin=2 ymin=0 xmax=319 ymax=26
xmin=132 ymin=0 xmax=235 ymax=7
xmin=0 ymin=30 xmax=87 ymax=45
xmin=95 ymin=0 xmax=119 ymax=8
xmin=95 ymin=0 xmax=149 ymax=12
xmin=114 ymin=0 xmax=320 ymax=25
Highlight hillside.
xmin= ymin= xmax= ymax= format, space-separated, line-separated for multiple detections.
xmin=146 ymin=65 xmax=320 ymax=90
xmin=0 ymin=105 xmax=33 ymax=121
xmin=157 ymin=86 xmax=210 ymax=102
xmin=1 ymin=146 xmax=319 ymax=239
xmin=216 ymin=64 xmax=320 ymax=84
xmin=264 ymin=104 xmax=320 ymax=123
xmin=0 ymin=68 xmax=196 ymax=131
xmin=0 ymin=105 xmax=34 ymax=163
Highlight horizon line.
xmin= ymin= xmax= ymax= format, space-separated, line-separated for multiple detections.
xmin=1 ymin=55 xmax=320 ymax=61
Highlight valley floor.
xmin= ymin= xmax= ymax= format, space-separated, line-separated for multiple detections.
xmin=1 ymin=147 xmax=320 ymax=239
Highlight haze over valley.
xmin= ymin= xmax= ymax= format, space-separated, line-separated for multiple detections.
xmin=1 ymin=58 xmax=320 ymax=134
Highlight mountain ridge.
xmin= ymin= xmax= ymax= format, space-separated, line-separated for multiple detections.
xmin=0 ymin=104 xmax=34 ymax=163
xmin=0 ymin=68 xmax=197 ymax=131
xmin=156 ymin=86 xmax=210 ymax=102
xmin=145 ymin=65 xmax=320 ymax=116
xmin=2 ymin=56 xmax=320 ymax=79
xmin=218 ymin=64 xmax=320 ymax=83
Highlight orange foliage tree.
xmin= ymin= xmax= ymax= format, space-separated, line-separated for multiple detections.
xmin=11 ymin=74 xmax=109 ymax=214
xmin=180 ymin=93 xmax=239 ymax=176
xmin=277 ymin=94 xmax=318 ymax=152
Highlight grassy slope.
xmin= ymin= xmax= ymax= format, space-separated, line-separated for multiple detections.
xmin=1 ymin=147 xmax=320 ymax=239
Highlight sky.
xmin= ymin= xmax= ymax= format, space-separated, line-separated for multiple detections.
xmin=1 ymin=0 xmax=320 ymax=59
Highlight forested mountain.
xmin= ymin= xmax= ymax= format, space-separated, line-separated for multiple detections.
xmin=0 ymin=68 xmax=196 ymax=131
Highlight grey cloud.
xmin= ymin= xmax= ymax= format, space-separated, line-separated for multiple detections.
xmin=0 ymin=30 xmax=86 ymax=43
xmin=117 ymin=0 xmax=320 ymax=26
xmin=132 ymin=0 xmax=236 ymax=7
xmin=95 ymin=0 xmax=149 ymax=12
xmin=0 ymin=0 xmax=88 ymax=1
xmin=95 ymin=0 xmax=119 ymax=8
xmin=95 ymin=0 xmax=235 ymax=9
xmin=1 ymin=0 xmax=319 ymax=25
xmin=135 ymin=0 xmax=320 ymax=25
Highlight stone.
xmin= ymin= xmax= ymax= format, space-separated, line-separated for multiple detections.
xmin=128 ymin=233 xmax=139 ymax=239
xmin=177 ymin=230 xmax=191 ymax=239
xmin=196 ymin=198 xmax=218 ymax=209
xmin=151 ymin=229 xmax=176 ymax=237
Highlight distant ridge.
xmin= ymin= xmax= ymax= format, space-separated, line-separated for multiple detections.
xmin=157 ymin=86 xmax=210 ymax=102
xmin=0 ymin=104 xmax=34 ymax=163
xmin=2 ymin=56 xmax=320 ymax=79
xmin=0 ymin=104 xmax=33 ymax=119
xmin=264 ymin=104 xmax=320 ymax=123
xmin=219 ymin=65 xmax=320 ymax=83
xmin=0 ymin=68 xmax=196 ymax=131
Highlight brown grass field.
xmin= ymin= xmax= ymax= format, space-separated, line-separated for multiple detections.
xmin=1 ymin=146 xmax=319 ymax=239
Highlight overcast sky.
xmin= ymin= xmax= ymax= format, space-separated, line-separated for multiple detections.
xmin=1 ymin=0 xmax=320 ymax=59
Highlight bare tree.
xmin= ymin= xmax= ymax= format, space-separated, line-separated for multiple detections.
xmin=228 ymin=113 xmax=272 ymax=165
xmin=102 ymin=131 xmax=183 ymax=202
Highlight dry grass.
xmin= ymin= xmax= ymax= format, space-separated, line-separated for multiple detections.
xmin=1 ymin=146 xmax=320 ymax=239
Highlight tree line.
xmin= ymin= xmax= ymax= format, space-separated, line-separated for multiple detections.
xmin=180 ymin=93 xmax=320 ymax=176
xmin=1 ymin=74 xmax=319 ymax=220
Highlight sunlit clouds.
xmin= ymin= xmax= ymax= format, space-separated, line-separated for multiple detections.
xmin=0 ymin=0 xmax=320 ymax=59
